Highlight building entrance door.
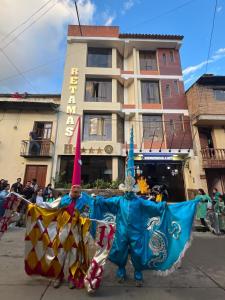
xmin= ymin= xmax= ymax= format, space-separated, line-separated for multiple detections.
xmin=205 ymin=169 xmax=225 ymax=196
xmin=24 ymin=165 xmax=47 ymax=188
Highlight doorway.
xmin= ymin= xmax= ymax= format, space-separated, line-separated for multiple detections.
xmin=205 ymin=169 xmax=225 ymax=196
xmin=24 ymin=165 xmax=47 ymax=188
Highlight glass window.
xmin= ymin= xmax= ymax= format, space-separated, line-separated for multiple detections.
xmin=82 ymin=156 xmax=112 ymax=183
xmin=139 ymin=51 xmax=157 ymax=71
xmin=117 ymin=115 xmax=124 ymax=143
xmin=117 ymin=81 xmax=124 ymax=104
xmin=143 ymin=115 xmax=163 ymax=141
xmin=87 ymin=48 xmax=112 ymax=68
xmin=141 ymin=81 xmax=160 ymax=103
xmin=117 ymin=50 xmax=123 ymax=70
xmin=162 ymin=53 xmax=167 ymax=65
xmin=165 ymin=84 xmax=171 ymax=97
xmin=214 ymin=89 xmax=225 ymax=101
xmin=33 ymin=122 xmax=52 ymax=140
xmin=85 ymin=79 xmax=112 ymax=102
xmin=83 ymin=114 xmax=112 ymax=141
xmin=174 ymin=80 xmax=179 ymax=94
xmin=169 ymin=50 xmax=175 ymax=63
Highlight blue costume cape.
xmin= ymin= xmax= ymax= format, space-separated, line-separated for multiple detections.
xmin=91 ymin=193 xmax=199 ymax=274
xmin=59 ymin=192 xmax=199 ymax=274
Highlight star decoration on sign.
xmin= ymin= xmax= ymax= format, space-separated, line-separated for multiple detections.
xmin=97 ymin=147 xmax=103 ymax=154
xmin=89 ymin=147 xmax=94 ymax=154
xmin=81 ymin=147 xmax=86 ymax=153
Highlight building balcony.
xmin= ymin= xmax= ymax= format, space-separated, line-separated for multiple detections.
xmin=20 ymin=140 xmax=54 ymax=158
xmin=201 ymin=148 xmax=225 ymax=168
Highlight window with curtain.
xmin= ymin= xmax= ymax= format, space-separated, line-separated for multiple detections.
xmin=139 ymin=51 xmax=157 ymax=70
xmin=162 ymin=53 xmax=167 ymax=65
xmin=85 ymin=79 xmax=112 ymax=102
xmin=141 ymin=81 xmax=160 ymax=103
xmin=83 ymin=114 xmax=112 ymax=141
xmin=117 ymin=50 xmax=123 ymax=70
xmin=174 ymin=80 xmax=179 ymax=94
xmin=117 ymin=115 xmax=124 ymax=143
xmin=165 ymin=84 xmax=171 ymax=97
xmin=117 ymin=81 xmax=124 ymax=104
xmin=87 ymin=48 xmax=112 ymax=68
xmin=143 ymin=115 xmax=163 ymax=141
xmin=169 ymin=50 xmax=175 ymax=63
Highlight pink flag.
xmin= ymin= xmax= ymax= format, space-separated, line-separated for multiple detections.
xmin=72 ymin=117 xmax=81 ymax=185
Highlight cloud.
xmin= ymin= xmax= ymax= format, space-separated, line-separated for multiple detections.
xmin=104 ymin=16 xmax=115 ymax=26
xmin=217 ymin=6 xmax=222 ymax=13
xmin=0 ymin=0 xmax=96 ymax=93
xmin=122 ymin=0 xmax=135 ymax=14
xmin=183 ymin=47 xmax=225 ymax=77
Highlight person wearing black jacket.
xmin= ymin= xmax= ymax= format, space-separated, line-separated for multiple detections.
xmin=11 ymin=178 xmax=23 ymax=194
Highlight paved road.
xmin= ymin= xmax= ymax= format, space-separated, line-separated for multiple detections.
xmin=0 ymin=228 xmax=225 ymax=300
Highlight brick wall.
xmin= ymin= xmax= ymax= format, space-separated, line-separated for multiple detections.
xmin=158 ymin=49 xmax=182 ymax=75
xmin=164 ymin=114 xmax=192 ymax=149
xmin=161 ymin=79 xmax=187 ymax=109
xmin=68 ymin=25 xmax=119 ymax=37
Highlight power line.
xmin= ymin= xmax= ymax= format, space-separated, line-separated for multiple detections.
xmin=126 ymin=0 xmax=196 ymax=31
xmin=74 ymin=0 xmax=83 ymax=36
xmin=0 ymin=0 xmax=53 ymax=44
xmin=2 ymin=1 xmax=57 ymax=50
xmin=205 ymin=0 xmax=218 ymax=73
xmin=0 ymin=48 xmax=38 ymax=92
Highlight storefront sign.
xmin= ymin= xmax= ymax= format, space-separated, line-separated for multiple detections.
xmin=144 ymin=156 xmax=172 ymax=160
xmin=65 ymin=67 xmax=79 ymax=137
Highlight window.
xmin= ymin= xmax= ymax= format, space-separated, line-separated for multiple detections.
xmin=85 ymin=79 xmax=112 ymax=102
xmin=117 ymin=50 xmax=123 ymax=70
xmin=162 ymin=53 xmax=167 ymax=65
xmin=83 ymin=114 xmax=112 ymax=141
xmin=33 ymin=122 xmax=52 ymax=140
xmin=174 ymin=80 xmax=179 ymax=94
xmin=117 ymin=81 xmax=124 ymax=104
xmin=139 ymin=51 xmax=157 ymax=70
xmin=117 ymin=115 xmax=124 ymax=143
xmin=165 ymin=84 xmax=171 ymax=97
xmin=214 ymin=89 xmax=225 ymax=101
xmin=169 ymin=50 xmax=175 ymax=63
xmin=143 ymin=115 xmax=163 ymax=141
xmin=87 ymin=48 xmax=112 ymax=68
xmin=141 ymin=81 xmax=160 ymax=103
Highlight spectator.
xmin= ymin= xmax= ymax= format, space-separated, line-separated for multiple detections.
xmin=23 ymin=181 xmax=34 ymax=200
xmin=0 ymin=184 xmax=10 ymax=217
xmin=0 ymin=179 xmax=8 ymax=192
xmin=32 ymin=188 xmax=44 ymax=205
xmin=196 ymin=188 xmax=211 ymax=229
xmin=212 ymin=188 xmax=221 ymax=211
xmin=43 ymin=183 xmax=53 ymax=199
xmin=29 ymin=130 xmax=40 ymax=156
xmin=31 ymin=179 xmax=39 ymax=193
xmin=45 ymin=192 xmax=55 ymax=203
xmin=11 ymin=178 xmax=23 ymax=194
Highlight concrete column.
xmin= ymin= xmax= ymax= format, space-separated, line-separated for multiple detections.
xmin=112 ymin=157 xmax=119 ymax=181
xmin=112 ymin=113 xmax=117 ymax=143
xmin=112 ymin=79 xmax=117 ymax=103
xmin=112 ymin=48 xmax=117 ymax=69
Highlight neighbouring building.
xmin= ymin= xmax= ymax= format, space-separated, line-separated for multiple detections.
xmin=0 ymin=93 xmax=60 ymax=187
xmin=53 ymin=25 xmax=193 ymax=201
xmin=186 ymin=74 xmax=225 ymax=196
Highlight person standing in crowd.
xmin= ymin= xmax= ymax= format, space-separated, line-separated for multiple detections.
xmin=32 ymin=188 xmax=44 ymax=205
xmin=45 ymin=191 xmax=55 ymax=203
xmin=43 ymin=183 xmax=53 ymax=200
xmin=0 ymin=184 xmax=10 ymax=217
xmin=212 ymin=188 xmax=221 ymax=210
xmin=31 ymin=179 xmax=39 ymax=193
xmin=0 ymin=179 xmax=8 ymax=192
xmin=11 ymin=178 xmax=23 ymax=194
xmin=23 ymin=181 xmax=34 ymax=200
xmin=196 ymin=188 xmax=212 ymax=229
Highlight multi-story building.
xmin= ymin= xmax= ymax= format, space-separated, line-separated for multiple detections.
xmin=0 ymin=93 xmax=60 ymax=186
xmin=54 ymin=25 xmax=192 ymax=201
xmin=186 ymin=74 xmax=225 ymax=196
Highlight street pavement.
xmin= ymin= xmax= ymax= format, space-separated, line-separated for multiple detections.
xmin=0 ymin=227 xmax=225 ymax=300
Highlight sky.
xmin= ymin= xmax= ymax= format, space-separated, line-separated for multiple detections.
xmin=0 ymin=0 xmax=224 ymax=94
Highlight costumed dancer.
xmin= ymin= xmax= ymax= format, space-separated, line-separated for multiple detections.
xmin=91 ymin=127 xmax=200 ymax=286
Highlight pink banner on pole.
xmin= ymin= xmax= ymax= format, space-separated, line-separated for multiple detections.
xmin=72 ymin=117 xmax=81 ymax=185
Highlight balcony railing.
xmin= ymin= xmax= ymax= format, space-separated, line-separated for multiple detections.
xmin=20 ymin=140 xmax=54 ymax=158
xmin=201 ymin=148 xmax=225 ymax=168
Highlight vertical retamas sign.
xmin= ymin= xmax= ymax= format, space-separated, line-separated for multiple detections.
xmin=64 ymin=67 xmax=81 ymax=185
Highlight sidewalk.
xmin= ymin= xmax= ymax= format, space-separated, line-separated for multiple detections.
xmin=0 ymin=227 xmax=225 ymax=300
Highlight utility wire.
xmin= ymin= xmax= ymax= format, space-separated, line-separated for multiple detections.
xmin=205 ymin=0 xmax=218 ymax=73
xmin=2 ymin=1 xmax=57 ymax=50
xmin=74 ymin=0 xmax=83 ymax=36
xmin=0 ymin=0 xmax=53 ymax=44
